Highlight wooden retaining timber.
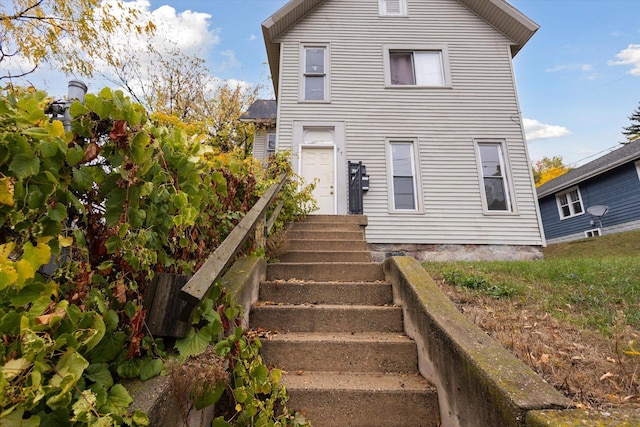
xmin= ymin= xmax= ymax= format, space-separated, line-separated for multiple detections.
xmin=143 ymin=173 xmax=288 ymax=338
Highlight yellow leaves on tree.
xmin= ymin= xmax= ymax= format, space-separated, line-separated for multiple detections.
xmin=532 ymin=156 xmax=572 ymax=187
xmin=0 ymin=0 xmax=155 ymax=79
xmin=538 ymin=166 xmax=569 ymax=187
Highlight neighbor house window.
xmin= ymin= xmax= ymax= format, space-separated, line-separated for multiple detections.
xmin=379 ymin=0 xmax=407 ymax=16
xmin=476 ymin=141 xmax=512 ymax=212
xmin=635 ymin=160 xmax=640 ymax=181
xmin=388 ymin=140 xmax=419 ymax=211
xmin=301 ymin=45 xmax=329 ymax=101
xmin=555 ymin=186 xmax=584 ymax=219
xmin=384 ymin=46 xmax=450 ymax=87
xmin=266 ymin=133 xmax=276 ymax=157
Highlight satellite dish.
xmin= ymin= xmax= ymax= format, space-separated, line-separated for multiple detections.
xmin=587 ymin=205 xmax=608 ymax=217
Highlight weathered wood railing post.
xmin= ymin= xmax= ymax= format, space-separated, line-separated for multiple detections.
xmin=144 ymin=174 xmax=288 ymax=338
xmin=180 ymin=173 xmax=287 ymax=313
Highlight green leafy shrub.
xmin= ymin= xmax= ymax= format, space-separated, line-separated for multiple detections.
xmin=0 ymin=86 xmax=312 ymax=425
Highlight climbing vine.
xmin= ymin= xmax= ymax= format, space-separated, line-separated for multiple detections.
xmin=0 ymin=86 xmax=314 ymax=425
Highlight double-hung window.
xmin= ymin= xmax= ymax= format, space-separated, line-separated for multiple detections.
xmin=384 ymin=45 xmax=450 ymax=87
xmin=555 ymin=186 xmax=584 ymax=219
xmin=476 ymin=141 xmax=513 ymax=212
xmin=301 ymin=45 xmax=329 ymax=101
xmin=388 ymin=140 xmax=419 ymax=211
xmin=379 ymin=0 xmax=407 ymax=16
xmin=266 ymin=133 xmax=276 ymax=157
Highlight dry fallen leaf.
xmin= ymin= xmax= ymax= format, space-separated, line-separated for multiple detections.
xmin=599 ymin=372 xmax=615 ymax=381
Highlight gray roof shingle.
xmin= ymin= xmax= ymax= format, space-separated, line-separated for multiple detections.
xmin=240 ymin=99 xmax=277 ymax=122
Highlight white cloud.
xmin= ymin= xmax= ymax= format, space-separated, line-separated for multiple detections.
xmin=219 ymin=50 xmax=241 ymax=71
xmin=545 ymin=63 xmax=598 ymax=80
xmin=523 ymin=118 xmax=572 ymax=141
xmin=609 ymin=44 xmax=640 ymax=75
xmin=247 ymin=34 xmax=257 ymax=41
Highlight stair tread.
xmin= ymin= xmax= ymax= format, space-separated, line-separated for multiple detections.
xmin=261 ymin=331 xmax=411 ymax=342
xmin=261 ymin=280 xmax=390 ymax=285
xmin=281 ymin=371 xmax=432 ymax=392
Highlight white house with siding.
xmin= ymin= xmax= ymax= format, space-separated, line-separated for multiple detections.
xmin=260 ymin=0 xmax=546 ymax=260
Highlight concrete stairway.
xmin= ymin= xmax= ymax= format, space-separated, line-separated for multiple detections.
xmin=250 ymin=215 xmax=439 ymax=427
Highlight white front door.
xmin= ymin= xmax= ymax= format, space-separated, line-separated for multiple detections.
xmin=301 ymin=146 xmax=335 ymax=214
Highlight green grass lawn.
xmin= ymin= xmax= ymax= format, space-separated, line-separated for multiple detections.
xmin=423 ymin=229 xmax=640 ymax=335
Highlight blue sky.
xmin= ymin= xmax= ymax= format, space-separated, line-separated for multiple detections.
xmin=8 ymin=0 xmax=640 ymax=167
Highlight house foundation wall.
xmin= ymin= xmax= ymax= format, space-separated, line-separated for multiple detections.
xmin=545 ymin=219 xmax=640 ymax=245
xmin=368 ymin=243 xmax=543 ymax=262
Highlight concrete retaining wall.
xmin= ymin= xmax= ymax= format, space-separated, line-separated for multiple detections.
xmin=384 ymin=256 xmax=569 ymax=427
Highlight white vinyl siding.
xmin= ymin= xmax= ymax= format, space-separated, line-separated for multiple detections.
xmin=555 ymin=186 xmax=584 ymax=219
xmin=476 ymin=141 xmax=513 ymax=213
xmin=379 ymin=0 xmax=407 ymax=16
xmin=274 ymin=0 xmax=543 ymax=246
xmin=387 ymin=140 xmax=420 ymax=211
xmin=384 ymin=47 xmax=450 ymax=87
xmin=301 ymin=44 xmax=329 ymax=102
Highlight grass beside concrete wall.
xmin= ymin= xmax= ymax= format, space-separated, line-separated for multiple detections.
xmin=424 ymin=230 xmax=640 ymax=335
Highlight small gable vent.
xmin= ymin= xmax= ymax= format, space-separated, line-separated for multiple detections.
xmin=380 ymin=0 xmax=406 ymax=16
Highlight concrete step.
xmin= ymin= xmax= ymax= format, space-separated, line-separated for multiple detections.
xmin=266 ymin=262 xmax=384 ymax=282
xmin=285 ymin=230 xmax=364 ymax=241
xmin=249 ymin=304 xmax=403 ymax=333
xmin=302 ymin=214 xmax=368 ymax=225
xmin=277 ymin=239 xmax=368 ymax=252
xmin=281 ymin=371 xmax=439 ymax=427
xmin=276 ymin=250 xmax=372 ymax=263
xmin=259 ymin=281 xmax=391 ymax=305
xmin=260 ymin=332 xmax=418 ymax=373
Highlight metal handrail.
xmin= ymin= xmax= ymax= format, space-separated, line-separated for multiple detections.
xmin=178 ymin=173 xmax=288 ymax=320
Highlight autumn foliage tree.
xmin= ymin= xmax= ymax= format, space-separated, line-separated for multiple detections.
xmin=622 ymin=102 xmax=640 ymax=144
xmin=0 ymin=0 xmax=154 ymax=79
xmin=532 ymin=156 xmax=572 ymax=187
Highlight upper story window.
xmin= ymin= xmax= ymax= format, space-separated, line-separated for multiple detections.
xmin=379 ymin=0 xmax=407 ymax=16
xmin=556 ymin=186 xmax=584 ymax=219
xmin=476 ymin=141 xmax=513 ymax=213
xmin=384 ymin=45 xmax=451 ymax=87
xmin=301 ymin=45 xmax=330 ymax=102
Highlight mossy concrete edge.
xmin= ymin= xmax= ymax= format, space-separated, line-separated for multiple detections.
xmin=526 ymin=408 xmax=640 ymax=426
xmin=384 ymin=256 xmax=571 ymax=427
xmin=128 ymin=256 xmax=266 ymax=425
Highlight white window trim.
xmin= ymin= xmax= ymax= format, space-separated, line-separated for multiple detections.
xmin=474 ymin=139 xmax=518 ymax=215
xmin=386 ymin=138 xmax=424 ymax=213
xmin=379 ymin=0 xmax=407 ymax=16
xmin=383 ymin=44 xmax=452 ymax=88
xmin=584 ymin=228 xmax=602 ymax=238
xmin=555 ymin=185 xmax=585 ymax=220
xmin=635 ymin=160 xmax=640 ymax=181
xmin=299 ymin=43 xmax=331 ymax=103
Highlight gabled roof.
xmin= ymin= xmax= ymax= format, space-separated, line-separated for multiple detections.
xmin=537 ymin=139 xmax=640 ymax=198
xmin=239 ymin=99 xmax=277 ymax=123
xmin=262 ymin=0 xmax=539 ymax=96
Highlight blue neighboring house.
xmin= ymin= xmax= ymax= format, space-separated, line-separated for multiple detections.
xmin=537 ymin=139 xmax=640 ymax=243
